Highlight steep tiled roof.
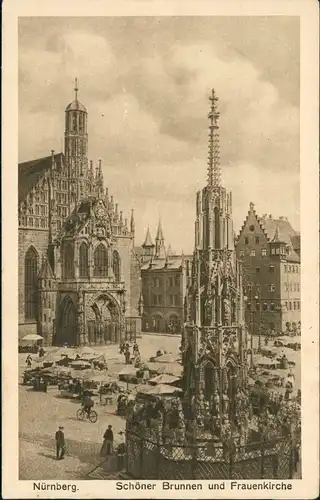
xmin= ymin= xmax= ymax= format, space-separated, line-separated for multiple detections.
xmin=19 ymin=153 xmax=64 ymax=203
xmin=261 ymin=216 xmax=300 ymax=263
xmin=141 ymin=255 xmax=192 ymax=271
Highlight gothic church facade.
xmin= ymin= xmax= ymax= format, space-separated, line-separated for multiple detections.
xmin=19 ymin=83 xmax=142 ymax=345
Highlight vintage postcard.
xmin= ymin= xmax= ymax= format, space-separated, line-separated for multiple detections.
xmin=2 ymin=0 xmax=319 ymax=498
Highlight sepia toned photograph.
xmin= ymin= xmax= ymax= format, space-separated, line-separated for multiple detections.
xmin=17 ymin=14 xmax=302 ymax=483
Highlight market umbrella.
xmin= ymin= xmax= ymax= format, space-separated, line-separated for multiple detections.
xmin=146 ymin=384 xmax=182 ymax=395
xmin=149 ymin=374 xmax=180 ymax=385
xmin=75 ymin=346 xmax=99 ymax=359
xmin=54 ymin=347 xmax=76 ymax=359
xmin=43 ymin=353 xmax=62 ymax=363
xmin=22 ymin=334 xmax=43 ymax=341
xmin=80 ymin=369 xmax=111 ymax=382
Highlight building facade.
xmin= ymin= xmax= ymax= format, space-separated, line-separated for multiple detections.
xmin=182 ymin=90 xmax=249 ymax=440
xmin=19 ymin=83 xmax=141 ymax=345
xmin=140 ymin=222 xmax=192 ymax=334
xmin=236 ymin=203 xmax=301 ymax=335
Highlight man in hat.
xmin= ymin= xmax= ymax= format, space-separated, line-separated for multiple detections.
xmin=103 ymin=425 xmax=114 ymax=455
xmin=55 ymin=426 xmax=66 ymax=460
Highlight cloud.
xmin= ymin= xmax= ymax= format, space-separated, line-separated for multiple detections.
xmin=18 ymin=17 xmax=300 ymax=252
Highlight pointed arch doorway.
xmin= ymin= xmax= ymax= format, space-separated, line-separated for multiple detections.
xmin=55 ymin=296 xmax=78 ymax=346
xmin=87 ymin=293 xmax=121 ymax=345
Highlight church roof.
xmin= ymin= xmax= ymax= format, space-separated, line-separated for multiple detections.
xmin=19 ymin=152 xmax=64 ymax=203
xmin=141 ymin=254 xmax=193 ymax=271
xmin=65 ymin=99 xmax=87 ymax=112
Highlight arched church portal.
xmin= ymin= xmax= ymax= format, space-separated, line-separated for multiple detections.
xmin=55 ymin=296 xmax=78 ymax=346
xmin=87 ymin=293 xmax=121 ymax=345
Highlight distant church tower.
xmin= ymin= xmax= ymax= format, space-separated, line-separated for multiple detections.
xmin=182 ymin=89 xmax=248 ymax=442
xmin=155 ymin=219 xmax=166 ymax=258
xmin=64 ymin=78 xmax=88 ymax=211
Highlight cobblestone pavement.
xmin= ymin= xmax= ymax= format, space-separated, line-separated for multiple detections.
xmin=19 ymin=333 xmax=300 ymax=480
xmin=19 ymin=334 xmax=180 ymax=480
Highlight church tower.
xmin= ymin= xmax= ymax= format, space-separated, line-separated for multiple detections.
xmin=181 ymin=89 xmax=248 ymax=444
xmin=155 ymin=219 xmax=166 ymax=258
xmin=64 ymin=78 xmax=88 ymax=211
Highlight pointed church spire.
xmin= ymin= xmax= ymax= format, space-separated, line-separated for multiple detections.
xmin=156 ymin=218 xmax=164 ymax=241
xmin=74 ymin=77 xmax=78 ymax=100
xmin=142 ymin=226 xmax=154 ymax=247
xmin=207 ymin=88 xmax=221 ymax=189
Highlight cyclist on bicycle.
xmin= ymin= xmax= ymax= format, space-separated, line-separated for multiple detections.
xmin=82 ymin=394 xmax=94 ymax=418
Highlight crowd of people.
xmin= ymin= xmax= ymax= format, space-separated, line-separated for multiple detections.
xmin=120 ymin=342 xmax=141 ymax=365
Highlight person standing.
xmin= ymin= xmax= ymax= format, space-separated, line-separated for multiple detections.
xmin=104 ymin=425 xmax=114 ymax=455
xmin=55 ymin=426 xmax=66 ymax=460
xmin=125 ymin=348 xmax=131 ymax=365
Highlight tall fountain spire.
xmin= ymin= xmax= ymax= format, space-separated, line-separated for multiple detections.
xmin=207 ymin=88 xmax=221 ymax=189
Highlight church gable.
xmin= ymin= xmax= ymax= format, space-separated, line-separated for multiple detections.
xmin=236 ymin=202 xmax=269 ymax=248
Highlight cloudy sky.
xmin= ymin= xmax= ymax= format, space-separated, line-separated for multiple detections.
xmin=19 ymin=16 xmax=300 ymax=253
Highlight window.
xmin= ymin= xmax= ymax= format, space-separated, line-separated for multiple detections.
xmin=288 ymin=302 xmax=292 ymax=310
xmin=256 ymin=267 xmax=260 ymax=273
xmin=41 ymin=205 xmax=45 ymax=215
xmin=249 ymin=225 xmax=254 ymax=232
xmin=36 ymin=205 xmax=39 ymax=215
xmin=256 ymin=301 xmax=260 ymax=311
xmin=169 ymin=277 xmax=174 ymax=287
xmin=247 ymin=284 xmax=252 ymax=293
xmin=293 ymin=302 xmax=296 ymax=310
xmin=263 ymin=303 xmax=268 ymax=311
xmin=175 ymin=276 xmax=180 ymax=287
xmin=255 ymin=237 xmax=260 ymax=244
xmin=93 ymin=243 xmax=108 ymax=277
xmin=297 ymin=301 xmax=300 ymax=310
xmin=113 ymin=250 xmax=121 ymax=282
xmin=40 ymin=219 xmax=46 ymax=228
xmin=28 ymin=217 xmax=34 ymax=227
xmin=269 ymin=265 xmax=275 ymax=273
xmin=62 ymin=243 xmax=75 ymax=279
xmin=24 ymin=247 xmax=38 ymax=320
xmin=245 ymin=237 xmax=249 ymax=245
xmin=269 ymin=285 xmax=276 ymax=292
xmin=297 ymin=283 xmax=300 ymax=292
xmin=79 ymin=243 xmax=89 ymax=278
xmin=262 ymin=249 xmax=267 ymax=256
xmin=270 ymin=302 xmax=275 ymax=311
xmin=284 ymin=265 xmax=287 ymax=273
xmin=239 ymin=250 xmax=244 ymax=257
xmin=285 ymin=302 xmax=288 ymax=310
xmin=35 ymin=219 xmax=39 ymax=228
xmin=250 ymin=249 xmax=256 ymax=257
xmin=246 ymin=302 xmax=251 ymax=310
xmin=57 ymin=220 xmax=62 ymax=231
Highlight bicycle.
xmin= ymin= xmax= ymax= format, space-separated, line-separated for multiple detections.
xmin=76 ymin=407 xmax=98 ymax=423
